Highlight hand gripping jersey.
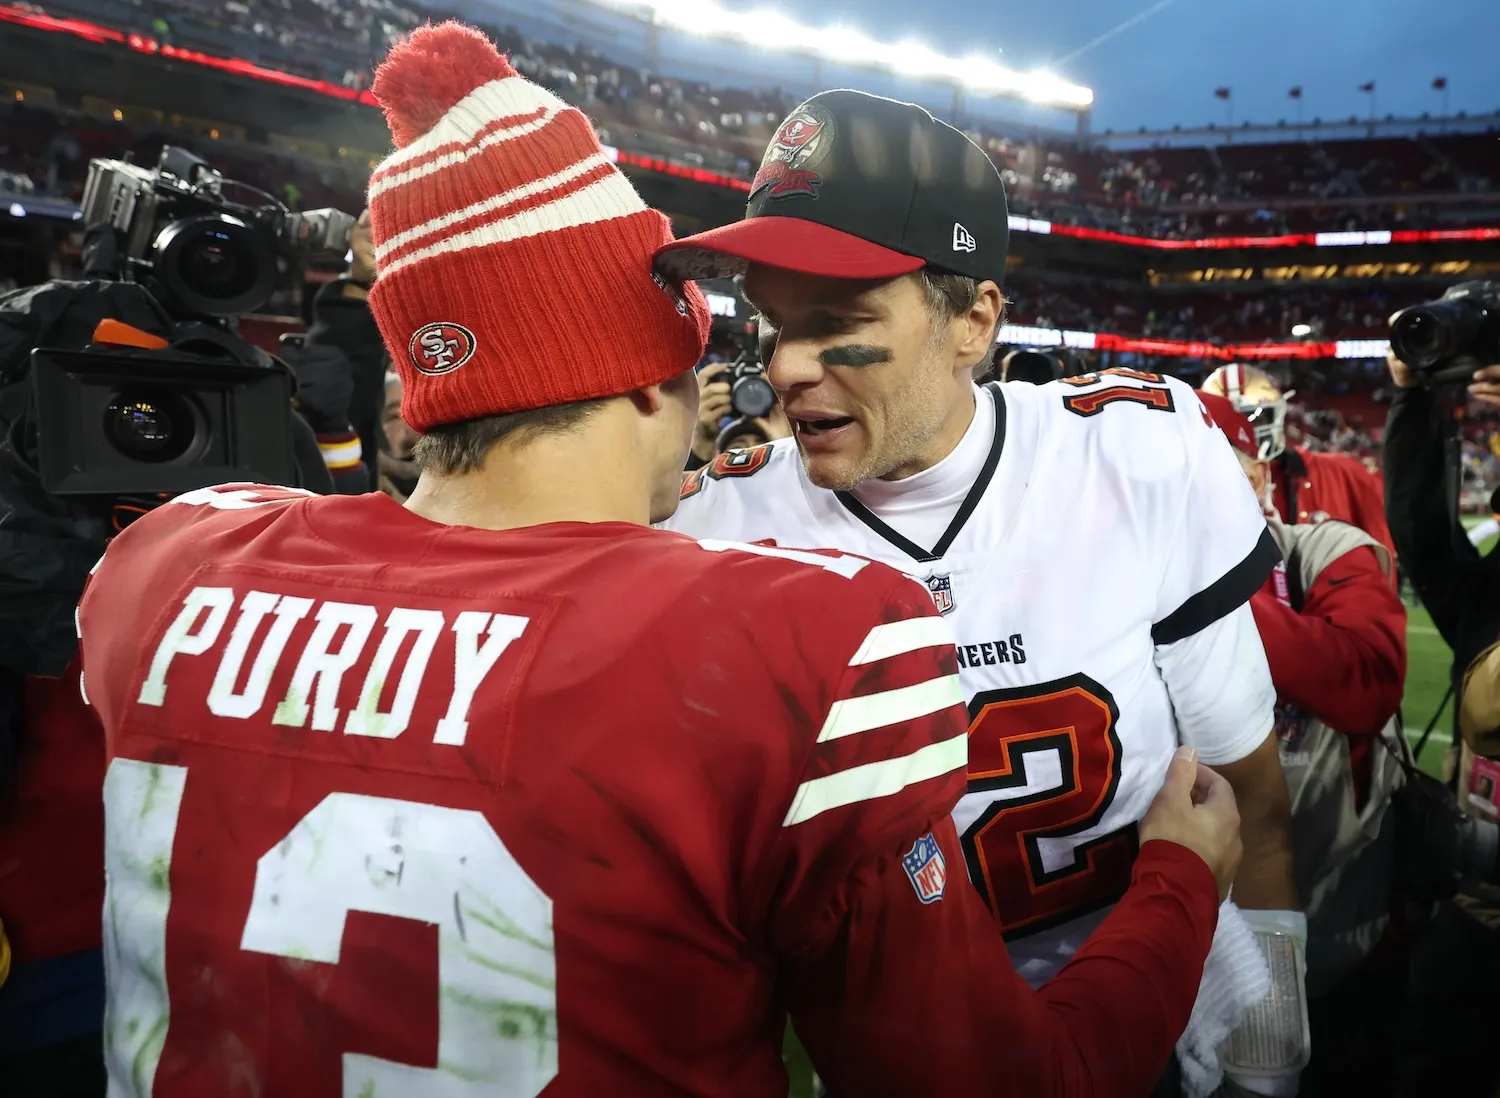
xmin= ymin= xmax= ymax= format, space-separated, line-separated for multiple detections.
xmin=77 ymin=484 xmax=982 ymax=1097
xmin=666 ymin=371 xmax=1280 ymax=984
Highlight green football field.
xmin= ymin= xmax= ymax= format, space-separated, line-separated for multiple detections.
xmin=1404 ymin=601 xmax=1457 ymax=775
xmin=1405 ymin=514 xmax=1490 ymax=773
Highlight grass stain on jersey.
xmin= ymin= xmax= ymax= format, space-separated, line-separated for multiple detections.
xmin=461 ymin=950 xmax=556 ymax=992
xmin=131 ymin=1014 xmax=169 ymax=1097
xmin=272 ymin=685 xmax=307 ymax=729
xmin=438 ymin=989 xmax=558 ymax=1071
xmin=147 ymin=856 xmax=169 ymax=893
xmin=356 ymin=1082 xmax=376 ymax=1098
xmin=139 ymin=764 xmax=166 ymax=823
xmin=352 ymin=670 xmax=394 ymax=738
xmin=461 ymin=892 xmax=554 ymax=956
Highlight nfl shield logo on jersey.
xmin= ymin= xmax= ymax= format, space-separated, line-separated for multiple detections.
xmin=924 ymin=573 xmax=955 ymax=615
xmin=901 ymin=833 xmax=948 ymax=904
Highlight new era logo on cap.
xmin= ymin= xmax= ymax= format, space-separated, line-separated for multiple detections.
xmin=952 ymin=223 xmax=976 ymax=252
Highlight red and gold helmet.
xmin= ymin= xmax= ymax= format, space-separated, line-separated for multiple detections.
xmin=1201 ymin=364 xmax=1294 ymax=460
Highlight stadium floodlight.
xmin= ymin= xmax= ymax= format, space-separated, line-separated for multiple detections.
xmin=585 ymin=0 xmax=1094 ymax=111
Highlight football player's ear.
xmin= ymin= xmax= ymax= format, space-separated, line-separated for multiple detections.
xmin=634 ymin=368 xmax=699 ymax=418
xmin=955 ymin=281 xmax=1005 ymax=371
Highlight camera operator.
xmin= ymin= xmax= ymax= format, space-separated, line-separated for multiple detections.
xmin=0 ymin=146 xmax=353 ymax=1096
xmin=304 ymin=208 xmax=389 ymax=488
xmin=1380 ymin=282 xmax=1500 ymax=1096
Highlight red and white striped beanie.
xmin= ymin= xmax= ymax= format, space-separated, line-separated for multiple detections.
xmin=366 ymin=22 xmax=710 ymax=432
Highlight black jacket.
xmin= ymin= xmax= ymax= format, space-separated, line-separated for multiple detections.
xmin=305 ymin=279 xmax=387 ymax=483
xmin=1384 ymin=386 xmax=1500 ymax=718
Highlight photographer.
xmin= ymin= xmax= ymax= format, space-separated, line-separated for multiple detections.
xmin=1384 ymin=349 xmax=1500 ymax=714
xmin=1383 ymin=316 xmax=1500 ymax=1094
xmin=689 ymin=358 xmax=790 ymax=465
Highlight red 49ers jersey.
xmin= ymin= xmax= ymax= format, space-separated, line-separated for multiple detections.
xmin=664 ymin=372 xmax=1279 ymax=985
xmin=76 ymin=485 xmax=971 ymax=1098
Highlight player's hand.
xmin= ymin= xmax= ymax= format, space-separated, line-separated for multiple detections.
xmin=694 ymin=364 xmax=732 ymax=461
xmin=1468 ymin=363 xmax=1500 ymax=409
xmin=1384 ymin=349 xmax=1418 ymax=391
xmin=1139 ymin=746 xmax=1243 ymax=902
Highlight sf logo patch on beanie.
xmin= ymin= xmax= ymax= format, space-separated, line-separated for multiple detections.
xmin=409 ymin=322 xmax=477 ymax=376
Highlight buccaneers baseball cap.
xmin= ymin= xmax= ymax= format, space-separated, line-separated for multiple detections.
xmin=654 ymin=89 xmax=1009 ymax=286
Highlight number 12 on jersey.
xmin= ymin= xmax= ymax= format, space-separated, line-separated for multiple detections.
xmin=956 ymin=675 xmax=1139 ymax=939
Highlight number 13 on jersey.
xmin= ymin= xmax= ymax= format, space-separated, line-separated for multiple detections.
xmin=955 ymin=674 xmax=1139 ymax=939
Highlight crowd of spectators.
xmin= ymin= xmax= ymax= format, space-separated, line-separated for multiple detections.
xmin=13 ymin=0 xmax=1500 ymax=241
xmin=1005 ymin=277 xmax=1431 ymax=342
xmin=0 ymin=102 xmax=368 ymax=213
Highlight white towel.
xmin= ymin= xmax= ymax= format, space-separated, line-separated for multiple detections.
xmin=1176 ymin=900 xmax=1272 ymax=1098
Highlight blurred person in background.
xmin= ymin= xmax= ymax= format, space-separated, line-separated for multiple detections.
xmin=379 ymin=370 xmax=419 ymax=500
xmin=1464 ymin=485 xmax=1500 ymax=548
xmin=1201 ymin=390 xmax=1408 ymax=1098
xmin=304 ymin=207 xmax=387 ymax=487
xmin=1384 ymin=352 xmax=1500 ymax=1097
xmin=689 ymin=359 xmax=790 ymax=467
xmin=659 ymin=89 xmax=1297 ymax=1098
xmin=716 ymin=414 xmax=773 ymax=455
xmin=1204 ymin=363 xmax=1395 ymax=563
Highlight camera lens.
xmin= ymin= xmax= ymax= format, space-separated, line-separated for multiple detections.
xmin=152 ymin=215 xmax=277 ymax=317
xmin=1391 ymin=310 xmax=1448 ymax=369
xmin=183 ymin=236 xmax=246 ymax=295
xmin=103 ymin=391 xmax=198 ymax=463
xmin=731 ymin=374 xmax=776 ymax=418
xmin=1391 ymin=299 xmax=1485 ymax=370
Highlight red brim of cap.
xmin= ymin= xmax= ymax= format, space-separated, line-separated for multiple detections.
xmin=653 ymin=216 xmax=926 ymax=282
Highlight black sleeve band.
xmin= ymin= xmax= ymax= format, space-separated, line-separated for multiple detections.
xmin=1151 ymin=525 xmax=1283 ymax=646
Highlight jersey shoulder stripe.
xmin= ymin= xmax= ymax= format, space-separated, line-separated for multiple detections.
xmin=782 ymin=581 xmax=967 ymax=828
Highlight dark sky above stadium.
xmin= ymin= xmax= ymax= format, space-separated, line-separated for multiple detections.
xmin=764 ymin=0 xmax=1499 ymax=131
xmin=494 ymin=0 xmax=1499 ymax=134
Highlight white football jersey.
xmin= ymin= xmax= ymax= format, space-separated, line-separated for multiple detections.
xmin=663 ymin=370 xmax=1279 ymax=983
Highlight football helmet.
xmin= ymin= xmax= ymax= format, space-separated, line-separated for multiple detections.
xmin=1202 ymin=364 xmax=1295 ymax=461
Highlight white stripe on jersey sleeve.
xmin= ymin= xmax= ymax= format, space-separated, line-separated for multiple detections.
xmin=817 ymin=674 xmax=964 ymax=743
xmin=847 ymin=616 xmax=955 ymax=666
xmin=783 ymin=733 xmax=968 ymax=826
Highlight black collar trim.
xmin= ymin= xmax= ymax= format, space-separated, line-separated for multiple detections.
xmin=834 ymin=383 xmax=1006 ymax=565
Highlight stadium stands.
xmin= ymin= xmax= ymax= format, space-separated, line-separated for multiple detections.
xmin=8 ymin=0 xmax=1498 ymax=239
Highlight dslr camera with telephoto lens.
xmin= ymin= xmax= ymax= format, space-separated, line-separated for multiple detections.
xmin=1389 ymin=281 xmax=1500 ymax=386
xmin=724 ymin=342 xmax=776 ymax=419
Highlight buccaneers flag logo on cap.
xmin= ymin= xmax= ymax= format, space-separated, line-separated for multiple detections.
xmin=752 ymin=105 xmax=836 ymax=200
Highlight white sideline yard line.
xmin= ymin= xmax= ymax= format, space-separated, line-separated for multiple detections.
xmin=1408 ymin=728 xmax=1453 ymax=746
xmin=1408 ymin=624 xmax=1441 ymax=636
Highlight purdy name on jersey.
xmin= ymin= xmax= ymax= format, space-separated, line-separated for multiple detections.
xmin=127 ymin=584 xmax=516 ymax=747
xmin=663 ymin=371 xmax=1278 ymax=985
